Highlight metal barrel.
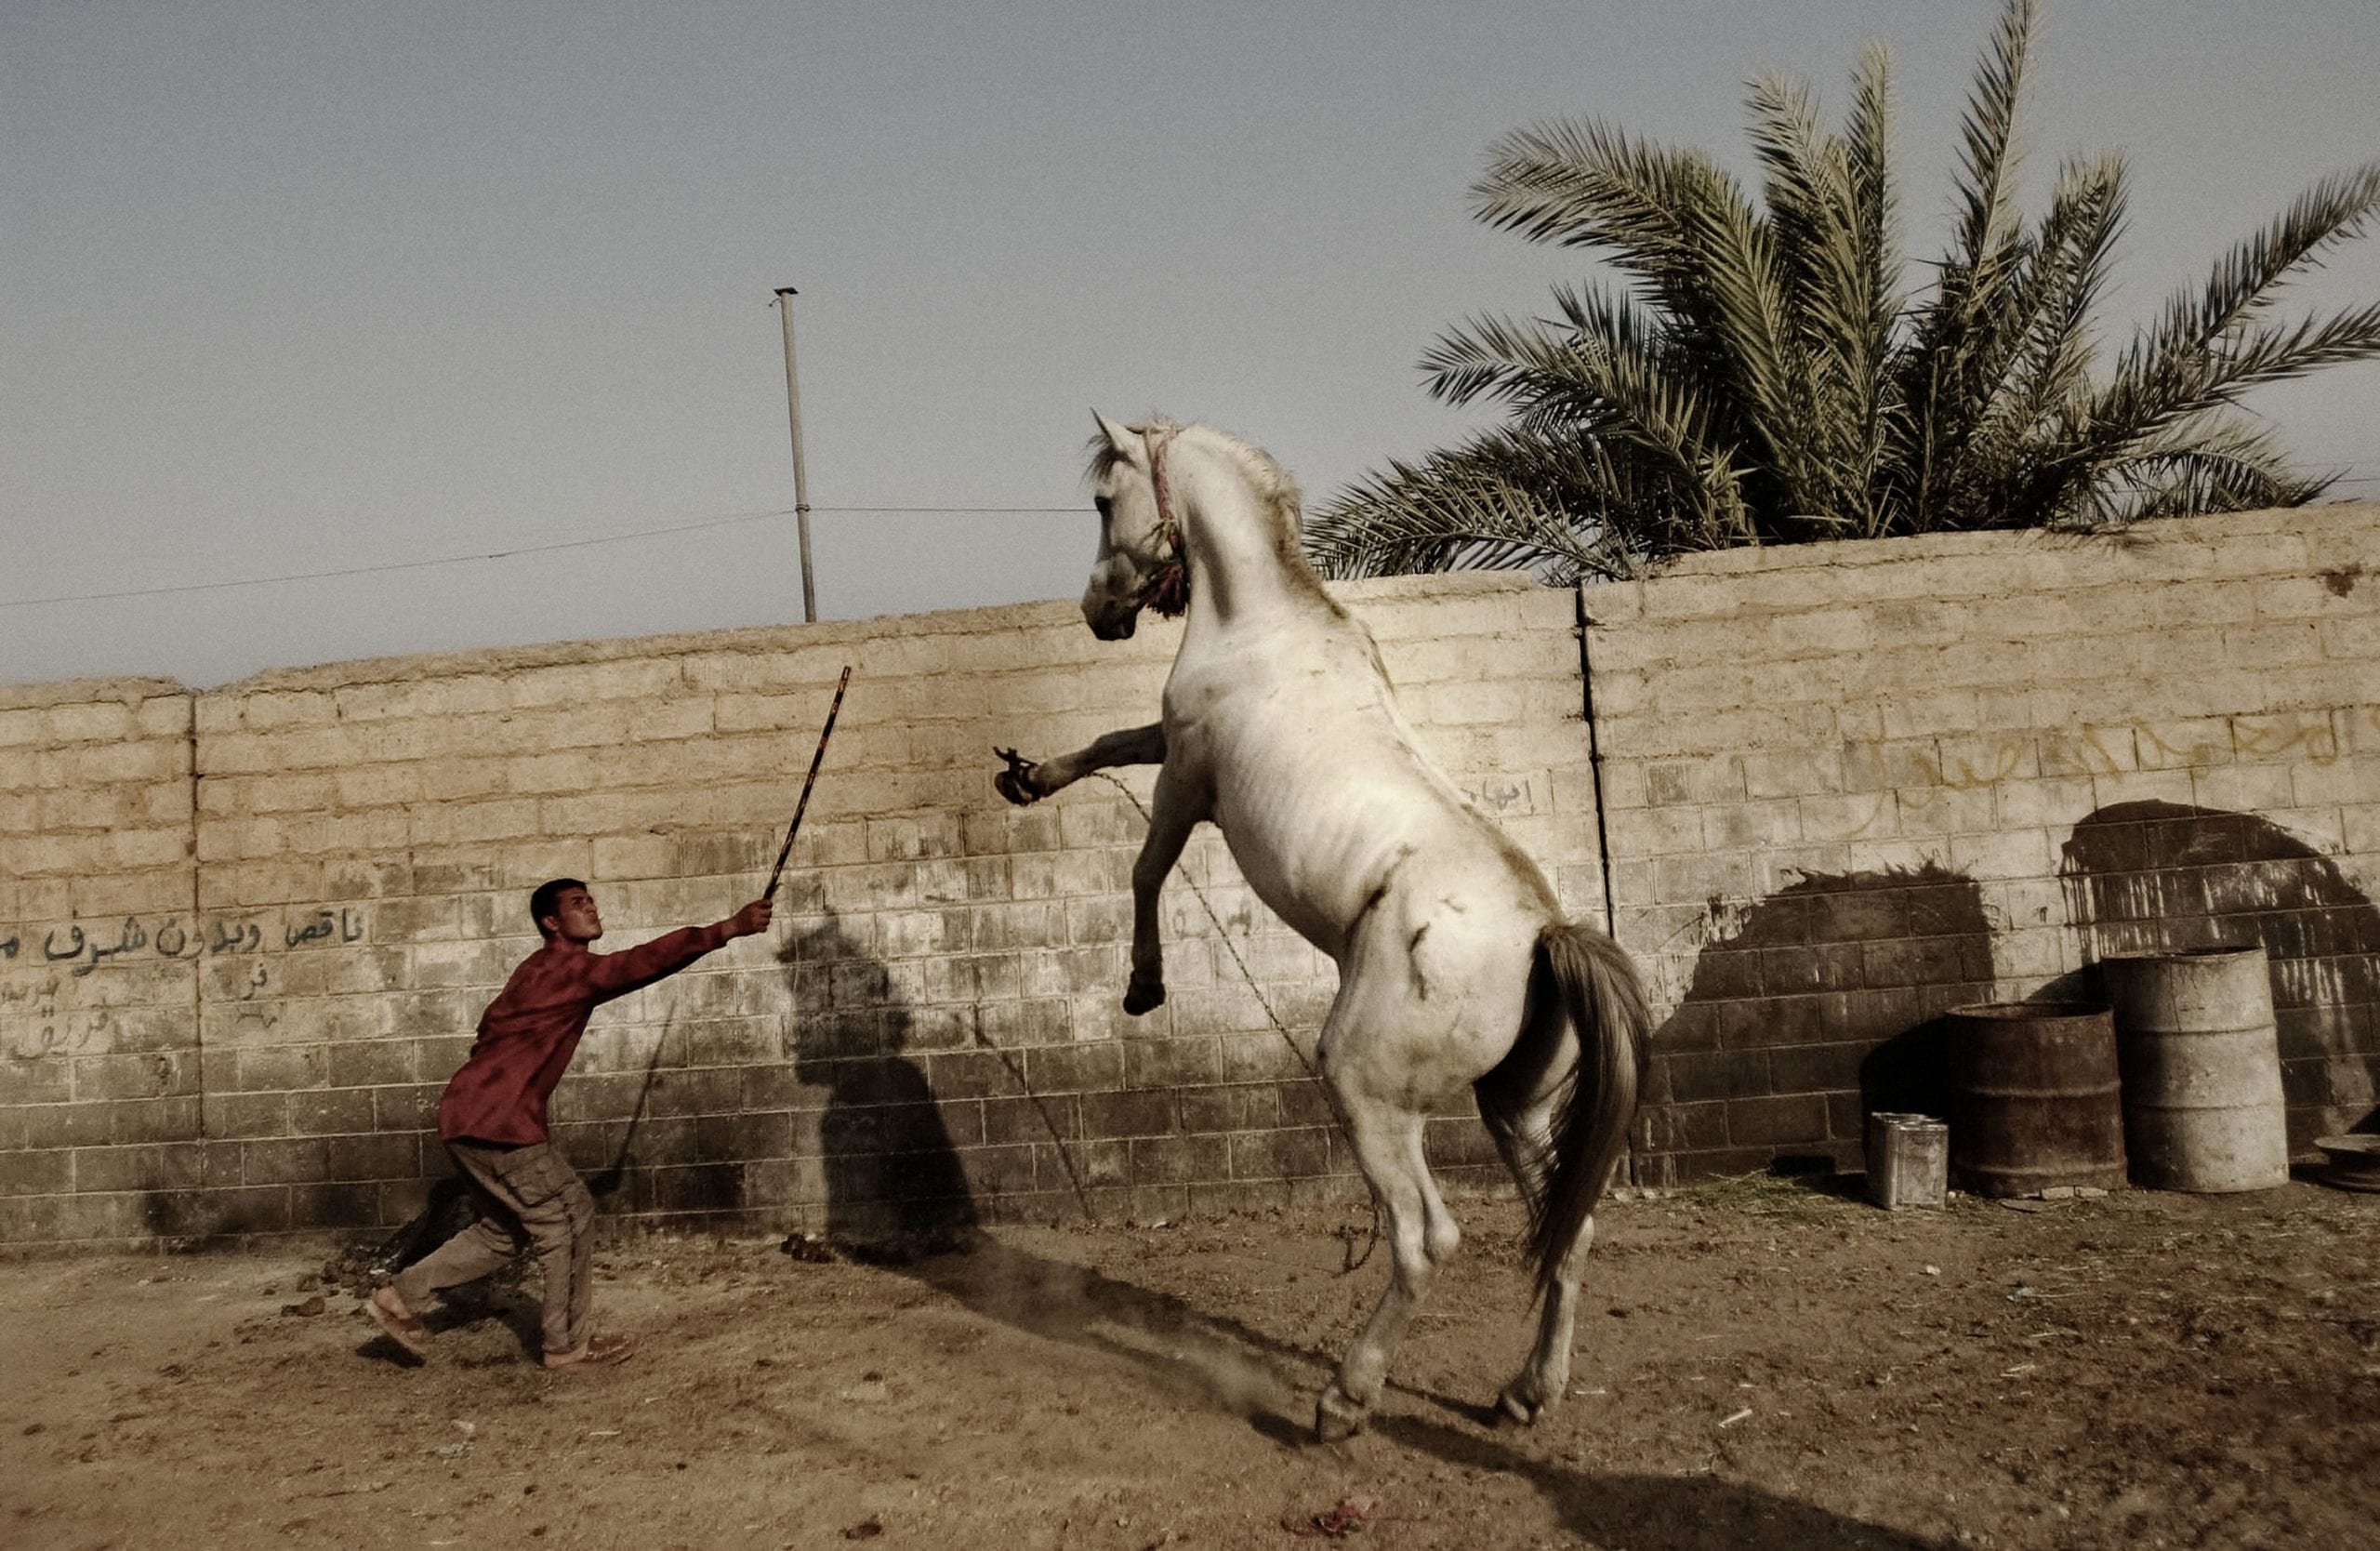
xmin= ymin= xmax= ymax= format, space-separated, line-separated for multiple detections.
xmin=1944 ymin=1002 xmax=2128 ymax=1198
xmin=2099 ymin=946 xmax=2290 ymax=1192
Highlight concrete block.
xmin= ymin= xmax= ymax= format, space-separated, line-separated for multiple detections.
xmin=1700 ymin=801 xmax=1805 ymax=852
xmin=44 ymin=701 xmax=139 ymax=743
xmin=2087 ymin=767 xmax=2198 ymax=811
xmin=1947 ymin=827 xmax=2052 ymax=880
xmin=1992 ymin=776 xmax=2098 ymax=831
xmin=1797 ymin=791 xmax=1897 ymax=844
xmin=208 ymin=1091 xmax=288 ymax=1139
xmin=2291 ymin=754 xmax=2376 ymax=807
xmin=2224 ymin=621 xmax=2326 ymax=670
xmin=2232 ymin=709 xmax=2346 ymax=765
xmin=1637 ymin=572 xmax=1748 ymax=621
xmin=2320 ymin=614 xmax=2380 ymax=660
xmin=2040 ymin=726 xmax=2138 ymax=779
xmin=508 ymin=658 xmax=686 ymax=709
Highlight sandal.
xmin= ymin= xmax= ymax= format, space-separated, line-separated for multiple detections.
xmin=366 ymin=1285 xmax=431 ymax=1358
xmin=543 ymin=1332 xmax=638 ymax=1371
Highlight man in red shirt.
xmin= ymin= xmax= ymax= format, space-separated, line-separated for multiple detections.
xmin=367 ymin=878 xmax=773 ymax=1369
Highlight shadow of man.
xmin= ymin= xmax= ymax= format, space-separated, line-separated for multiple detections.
xmin=779 ymin=911 xmax=978 ymax=1258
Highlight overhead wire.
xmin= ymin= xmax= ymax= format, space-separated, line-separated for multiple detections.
xmin=8 ymin=471 xmax=2376 ymax=611
xmin=0 ymin=502 xmax=1091 ymax=610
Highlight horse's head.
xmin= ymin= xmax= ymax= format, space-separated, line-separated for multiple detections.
xmin=1081 ymin=411 xmax=1188 ymax=641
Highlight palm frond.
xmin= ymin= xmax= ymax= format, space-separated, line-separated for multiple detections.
xmin=2080 ymin=185 xmax=2380 ymax=470
xmin=1945 ymin=0 xmax=2038 ymax=291
xmin=1342 ymin=0 xmax=2374 ymax=575
xmin=2130 ymin=165 xmax=2380 ymax=371
xmin=1306 ymin=432 xmax=1646 ymax=581
xmin=2082 ymin=415 xmax=2333 ymax=520
xmin=1469 ymin=116 xmax=1762 ymax=346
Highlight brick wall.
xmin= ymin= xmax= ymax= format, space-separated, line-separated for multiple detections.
xmin=1 ymin=576 xmax=1597 ymax=1247
xmin=0 ymin=678 xmax=200 ymax=1243
xmin=7 ymin=505 xmax=2377 ymax=1247
xmin=1589 ymin=504 xmax=2380 ymax=1184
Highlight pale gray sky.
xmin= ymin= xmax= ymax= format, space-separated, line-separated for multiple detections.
xmin=7 ymin=1 xmax=2376 ymax=688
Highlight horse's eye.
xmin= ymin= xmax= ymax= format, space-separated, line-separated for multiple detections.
xmin=1094 ymin=496 xmax=1113 ymax=523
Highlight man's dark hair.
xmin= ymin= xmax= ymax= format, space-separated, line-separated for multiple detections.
xmin=529 ymin=878 xmax=588 ymax=935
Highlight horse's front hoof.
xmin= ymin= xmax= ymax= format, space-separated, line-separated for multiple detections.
xmin=1122 ymin=977 xmax=1167 ymax=1016
xmin=991 ymin=749 xmax=1042 ymax=807
xmin=1314 ymin=1382 xmax=1368 ymax=1443
xmin=1495 ymin=1379 xmax=1552 ymax=1427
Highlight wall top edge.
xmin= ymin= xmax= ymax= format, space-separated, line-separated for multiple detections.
xmin=208 ymin=596 xmax=1094 ymax=696
xmin=10 ymin=502 xmax=2359 ymax=704
xmin=187 ymin=573 xmax=1560 ymax=698
xmin=1589 ymin=502 xmax=2374 ymax=587
xmin=0 ymin=674 xmax=191 ymax=711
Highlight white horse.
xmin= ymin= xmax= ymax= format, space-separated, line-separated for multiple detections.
xmin=994 ymin=415 xmax=1649 ymax=1441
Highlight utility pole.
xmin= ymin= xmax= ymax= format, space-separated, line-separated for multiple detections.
xmin=774 ymin=285 xmax=818 ymax=623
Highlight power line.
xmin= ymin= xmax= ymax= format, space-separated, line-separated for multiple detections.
xmin=0 ymin=502 xmax=1091 ymax=610
xmin=9 ymin=476 xmax=2373 ymax=611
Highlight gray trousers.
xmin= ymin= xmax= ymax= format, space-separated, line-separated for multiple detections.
xmin=391 ymin=1140 xmax=596 ymax=1356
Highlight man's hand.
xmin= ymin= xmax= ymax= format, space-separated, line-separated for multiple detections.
xmin=727 ymin=897 xmax=775 ymax=938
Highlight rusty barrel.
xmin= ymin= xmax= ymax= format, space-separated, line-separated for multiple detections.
xmin=2099 ymin=946 xmax=2289 ymax=1192
xmin=1944 ymin=1002 xmax=2127 ymax=1198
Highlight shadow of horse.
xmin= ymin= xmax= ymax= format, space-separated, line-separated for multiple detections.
xmin=898 ymin=1236 xmax=1330 ymax=1434
xmin=1376 ymin=1410 xmax=1950 ymax=1551
xmin=776 ymin=909 xmax=1937 ymax=1546
xmin=887 ymin=1239 xmax=1943 ymax=1547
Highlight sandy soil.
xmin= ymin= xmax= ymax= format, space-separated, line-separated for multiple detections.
xmin=4 ymin=1175 xmax=2374 ymax=1551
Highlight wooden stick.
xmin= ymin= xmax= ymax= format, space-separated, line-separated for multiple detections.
xmin=763 ymin=665 xmax=852 ymax=899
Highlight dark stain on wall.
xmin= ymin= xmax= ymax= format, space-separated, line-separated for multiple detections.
xmin=2061 ymin=801 xmax=2380 ymax=1140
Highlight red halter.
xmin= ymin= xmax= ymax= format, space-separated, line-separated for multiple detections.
xmin=1136 ymin=428 xmax=1190 ymax=618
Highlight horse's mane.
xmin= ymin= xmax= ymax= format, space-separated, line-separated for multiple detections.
xmin=1088 ymin=418 xmax=1340 ymax=609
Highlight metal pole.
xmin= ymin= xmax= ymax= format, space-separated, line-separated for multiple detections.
xmin=774 ymin=286 xmax=818 ymax=623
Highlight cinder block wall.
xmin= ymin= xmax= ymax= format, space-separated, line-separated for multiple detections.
xmin=0 ymin=678 xmax=200 ymax=1243
xmin=9 ymin=506 xmax=2378 ymax=1247
xmin=1590 ymin=504 xmax=2380 ymax=1184
xmin=2 ymin=576 xmax=1598 ymax=1247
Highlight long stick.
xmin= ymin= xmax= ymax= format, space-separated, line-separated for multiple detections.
xmin=764 ymin=665 xmax=852 ymax=898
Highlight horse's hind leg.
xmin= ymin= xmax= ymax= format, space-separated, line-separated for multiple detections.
xmin=1478 ymin=1081 xmax=1592 ymax=1425
xmin=1316 ymin=1082 xmax=1458 ymax=1442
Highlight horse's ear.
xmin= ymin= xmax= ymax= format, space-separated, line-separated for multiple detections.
xmin=1092 ymin=410 xmax=1143 ymax=466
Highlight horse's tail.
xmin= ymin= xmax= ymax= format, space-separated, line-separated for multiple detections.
xmin=1527 ymin=922 xmax=1650 ymax=1301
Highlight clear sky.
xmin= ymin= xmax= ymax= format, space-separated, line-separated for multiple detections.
xmin=7 ymin=0 xmax=2376 ymax=689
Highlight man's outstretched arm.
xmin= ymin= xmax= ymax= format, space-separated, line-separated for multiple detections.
xmin=588 ymin=896 xmax=774 ymax=1001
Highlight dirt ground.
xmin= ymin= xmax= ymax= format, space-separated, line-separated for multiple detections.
xmin=4 ymin=1173 xmax=2374 ymax=1551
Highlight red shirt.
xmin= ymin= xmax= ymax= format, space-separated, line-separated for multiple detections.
xmin=435 ymin=924 xmax=728 ymax=1146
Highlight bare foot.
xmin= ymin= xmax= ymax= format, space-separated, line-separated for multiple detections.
xmin=365 ymin=1285 xmax=430 ymax=1358
xmin=543 ymin=1332 xmax=638 ymax=1371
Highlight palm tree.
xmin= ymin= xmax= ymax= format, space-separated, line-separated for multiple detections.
xmin=1306 ymin=0 xmax=2380 ymax=582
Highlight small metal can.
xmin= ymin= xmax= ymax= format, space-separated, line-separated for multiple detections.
xmin=1866 ymin=1111 xmax=1950 ymax=1210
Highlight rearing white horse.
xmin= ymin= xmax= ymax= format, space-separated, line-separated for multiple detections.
xmin=995 ymin=415 xmax=1648 ymax=1441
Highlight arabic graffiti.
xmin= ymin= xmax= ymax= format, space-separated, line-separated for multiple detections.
xmin=0 ymin=908 xmax=364 ymax=981
xmin=0 ymin=978 xmax=64 ymax=1062
xmin=285 ymin=908 xmax=365 ymax=948
xmin=1462 ymin=775 xmax=1538 ymax=815
xmin=2 ymin=908 xmax=367 ymax=1061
